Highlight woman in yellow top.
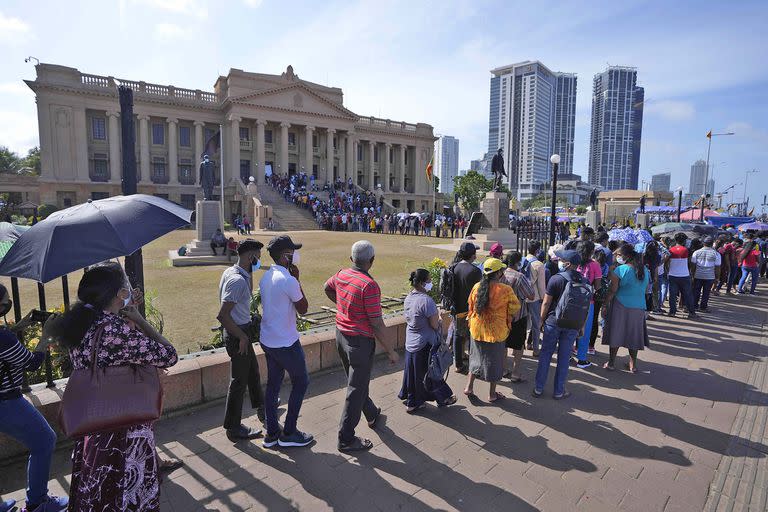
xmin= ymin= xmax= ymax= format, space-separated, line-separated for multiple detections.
xmin=464 ymin=258 xmax=521 ymax=402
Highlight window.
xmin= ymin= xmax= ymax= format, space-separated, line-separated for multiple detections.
xmin=152 ymin=123 xmax=164 ymax=145
xmin=312 ymin=164 xmax=318 ymax=179
xmin=180 ymin=194 xmax=196 ymax=210
xmin=357 ymin=144 xmax=363 ymax=161
xmin=92 ymin=117 xmax=106 ymax=140
xmin=333 ymin=136 xmax=337 ymax=149
xmin=389 ymin=148 xmax=394 ymax=164
xmin=152 ymin=156 xmax=167 ymax=182
xmin=404 ymin=150 xmax=408 ymax=165
xmin=265 ymin=129 xmax=273 ymax=144
xmin=374 ymin=146 xmax=378 ymax=162
xmin=179 ymin=126 xmax=191 ymax=147
xmin=91 ymin=152 xmax=108 ymax=182
xmin=288 ymin=132 xmax=296 ymax=146
xmin=312 ymin=134 xmax=318 ymax=148
xmin=239 ymin=127 xmax=250 ymax=141
xmin=179 ymin=158 xmax=194 ymax=184
xmin=91 ymin=192 xmax=109 ymax=201
xmin=240 ymin=159 xmax=251 ymax=183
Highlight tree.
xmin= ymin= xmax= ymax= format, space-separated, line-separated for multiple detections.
xmin=0 ymin=146 xmax=20 ymax=173
xmin=453 ymin=171 xmax=509 ymax=212
xmin=21 ymin=147 xmax=41 ymax=174
xmin=433 ymin=175 xmax=440 ymax=193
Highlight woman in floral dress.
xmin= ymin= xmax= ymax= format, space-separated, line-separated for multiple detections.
xmin=55 ymin=262 xmax=177 ymax=511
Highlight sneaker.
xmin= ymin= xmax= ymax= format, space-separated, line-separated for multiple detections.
xmin=0 ymin=499 xmax=16 ymax=512
xmin=278 ymin=430 xmax=314 ymax=448
xmin=263 ymin=431 xmax=280 ymax=448
xmin=226 ymin=424 xmax=262 ymax=442
xmin=26 ymin=495 xmax=69 ymax=512
xmin=576 ymin=360 xmax=592 ymax=369
xmin=587 ymin=348 xmax=596 ymax=356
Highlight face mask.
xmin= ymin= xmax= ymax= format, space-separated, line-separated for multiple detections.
xmin=558 ymin=262 xmax=567 ymax=272
xmin=251 ymin=259 xmax=261 ymax=273
xmin=424 ymin=282 xmax=433 ymax=292
xmin=616 ymin=256 xmax=626 ymax=265
xmin=0 ymin=300 xmax=12 ymax=317
xmin=291 ymin=250 xmax=300 ymax=266
xmin=122 ymin=288 xmax=132 ymax=308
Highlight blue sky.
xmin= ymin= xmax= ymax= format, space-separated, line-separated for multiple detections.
xmin=1 ymin=0 xmax=767 ymax=211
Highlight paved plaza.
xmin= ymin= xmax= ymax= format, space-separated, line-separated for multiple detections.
xmin=2 ymin=287 xmax=767 ymax=511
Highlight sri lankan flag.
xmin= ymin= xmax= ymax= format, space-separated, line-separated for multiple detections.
xmin=425 ymin=154 xmax=434 ymax=182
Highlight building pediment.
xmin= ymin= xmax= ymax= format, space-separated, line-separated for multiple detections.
xmin=230 ymin=83 xmax=358 ymax=121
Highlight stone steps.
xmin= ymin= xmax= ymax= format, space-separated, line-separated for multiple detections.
xmin=258 ymin=186 xmax=319 ymax=231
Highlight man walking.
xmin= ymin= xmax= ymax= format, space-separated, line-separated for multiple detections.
xmin=324 ymin=240 xmax=399 ymax=452
xmin=217 ymin=240 xmax=266 ymax=441
xmin=450 ymin=242 xmax=483 ymax=373
xmin=524 ymin=241 xmax=546 ymax=356
xmin=691 ymin=236 xmax=721 ymax=312
xmin=259 ymin=235 xmax=313 ymax=448
xmin=667 ymin=233 xmax=697 ymax=319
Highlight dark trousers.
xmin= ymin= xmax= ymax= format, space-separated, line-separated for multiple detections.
xmin=589 ymin=300 xmax=603 ymax=348
xmin=693 ymin=278 xmax=714 ymax=309
xmin=668 ymin=276 xmax=694 ymax=315
xmin=223 ymin=325 xmax=264 ymax=430
xmin=211 ymin=241 xmax=226 ymax=255
xmin=452 ymin=316 xmax=469 ymax=369
xmin=262 ymin=340 xmax=309 ymax=437
xmin=336 ymin=329 xmax=378 ymax=443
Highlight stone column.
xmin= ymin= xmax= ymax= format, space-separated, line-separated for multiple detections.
xmin=368 ymin=140 xmax=375 ymax=190
xmin=280 ymin=122 xmax=290 ymax=176
xmin=255 ymin=119 xmax=266 ymax=183
xmin=167 ymin=118 xmax=179 ymax=184
xmin=326 ymin=129 xmax=335 ymax=184
xmin=400 ymin=144 xmax=407 ymax=192
xmin=193 ymin=120 xmax=204 ymax=159
xmin=305 ymin=125 xmax=314 ymax=178
xmin=229 ymin=115 xmax=242 ymax=183
xmin=138 ymin=115 xmax=150 ymax=183
xmin=339 ymin=133 xmax=347 ymax=181
xmin=384 ymin=143 xmax=391 ymax=192
xmin=347 ymin=132 xmax=356 ymax=186
xmin=73 ymin=108 xmax=89 ymax=183
xmin=107 ymin=111 xmax=121 ymax=184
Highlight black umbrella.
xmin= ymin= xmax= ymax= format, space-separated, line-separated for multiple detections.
xmin=0 ymin=194 xmax=192 ymax=283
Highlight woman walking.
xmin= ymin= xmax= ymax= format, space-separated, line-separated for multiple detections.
xmin=738 ymin=236 xmax=762 ymax=294
xmin=464 ymin=258 xmax=520 ymax=402
xmin=55 ymin=262 xmax=178 ymax=511
xmin=572 ymin=241 xmax=601 ymax=368
xmin=500 ymin=252 xmax=535 ymax=382
xmin=398 ymin=269 xmax=456 ymax=413
xmin=601 ymin=244 xmax=650 ymax=373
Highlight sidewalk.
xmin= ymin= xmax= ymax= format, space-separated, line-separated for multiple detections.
xmin=1 ymin=287 xmax=766 ymax=511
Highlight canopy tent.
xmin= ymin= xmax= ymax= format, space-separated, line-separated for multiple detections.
xmin=679 ymin=209 xmax=720 ymax=221
xmin=737 ymin=222 xmax=768 ymax=232
xmin=707 ymin=216 xmax=755 ymax=228
xmin=634 ymin=205 xmax=678 ymax=214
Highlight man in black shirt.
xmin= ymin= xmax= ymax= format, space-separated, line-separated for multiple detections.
xmin=450 ymin=242 xmax=482 ymax=373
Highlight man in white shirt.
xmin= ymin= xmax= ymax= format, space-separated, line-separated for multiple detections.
xmin=524 ymin=240 xmax=547 ymax=356
xmin=691 ymin=236 xmax=721 ymax=312
xmin=259 ymin=235 xmax=313 ymax=448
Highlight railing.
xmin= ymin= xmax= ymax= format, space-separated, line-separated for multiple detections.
xmin=151 ymin=173 xmax=170 ymax=184
xmin=356 ymin=116 xmax=419 ymax=133
xmin=240 ymin=140 xmax=253 ymax=151
xmin=79 ymin=73 xmax=219 ymax=104
xmin=515 ymin=217 xmax=551 ymax=254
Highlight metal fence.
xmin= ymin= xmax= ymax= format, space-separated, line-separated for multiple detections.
xmin=514 ymin=217 xmax=551 ymax=255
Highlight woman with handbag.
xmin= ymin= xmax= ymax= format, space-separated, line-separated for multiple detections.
xmin=54 ymin=262 xmax=177 ymax=511
xmin=398 ymin=269 xmax=456 ymax=413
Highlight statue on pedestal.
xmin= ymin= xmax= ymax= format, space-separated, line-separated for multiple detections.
xmin=590 ymin=188 xmax=598 ymax=211
xmin=490 ymin=148 xmax=507 ymax=192
xmin=199 ymin=154 xmax=216 ymax=200
xmin=639 ymin=194 xmax=646 ymax=214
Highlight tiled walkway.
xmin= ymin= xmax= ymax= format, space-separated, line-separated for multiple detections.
xmin=2 ymin=287 xmax=766 ymax=511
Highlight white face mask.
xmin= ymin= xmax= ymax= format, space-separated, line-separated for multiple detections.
xmin=424 ymin=282 xmax=433 ymax=292
xmin=122 ymin=288 xmax=132 ymax=308
xmin=291 ymin=250 xmax=301 ymax=266
xmin=616 ymin=256 xmax=626 ymax=265
xmin=558 ymin=262 xmax=567 ymax=272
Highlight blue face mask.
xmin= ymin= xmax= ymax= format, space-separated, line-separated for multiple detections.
xmin=558 ymin=261 xmax=567 ymax=272
xmin=251 ymin=259 xmax=261 ymax=273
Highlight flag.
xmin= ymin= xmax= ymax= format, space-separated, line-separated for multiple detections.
xmin=706 ymin=130 xmax=712 ymax=139
xmin=425 ymin=154 xmax=433 ymax=182
xmin=748 ymin=207 xmax=755 ymax=216
xmin=203 ymin=130 xmax=221 ymax=159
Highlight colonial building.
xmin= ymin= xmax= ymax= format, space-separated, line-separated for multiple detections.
xmin=24 ymin=64 xmax=437 ymax=216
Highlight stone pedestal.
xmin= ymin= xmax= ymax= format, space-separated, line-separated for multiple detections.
xmin=636 ymin=213 xmax=650 ymax=229
xmin=481 ymin=191 xmax=509 ymax=230
xmin=586 ymin=211 xmax=601 ymax=228
xmin=196 ymin=200 xmax=223 ymax=241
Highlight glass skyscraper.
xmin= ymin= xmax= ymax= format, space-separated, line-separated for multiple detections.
xmin=434 ymin=135 xmax=460 ymax=195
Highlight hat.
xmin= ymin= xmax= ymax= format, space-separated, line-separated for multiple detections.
xmin=554 ymin=249 xmax=582 ymax=265
xmin=459 ymin=241 xmax=479 ymax=256
xmin=267 ymin=235 xmax=302 ymax=253
xmin=703 ymin=236 xmax=714 ymax=245
xmin=489 ymin=243 xmax=504 ymax=258
xmin=483 ymin=257 xmax=507 ymax=275
xmin=547 ymin=243 xmax=564 ymax=260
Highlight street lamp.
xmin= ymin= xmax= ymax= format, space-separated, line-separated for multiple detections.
xmin=548 ymin=154 xmax=560 ymax=246
xmin=704 ymin=131 xmax=734 ymax=197
xmin=744 ymin=169 xmax=759 ymax=215
xmin=676 ymin=186 xmax=684 ymax=222
xmin=699 ymin=193 xmax=711 ymax=222
xmin=610 ymin=197 xmax=615 ymax=224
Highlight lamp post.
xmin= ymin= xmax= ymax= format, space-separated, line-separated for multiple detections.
xmin=699 ymin=194 xmax=709 ymax=222
xmin=610 ymin=197 xmax=615 ymax=224
xmin=676 ymin=187 xmax=684 ymax=222
xmin=743 ymin=169 xmax=758 ymax=215
xmin=704 ymin=131 xmax=734 ymax=200
xmin=547 ymin=154 xmax=560 ymax=246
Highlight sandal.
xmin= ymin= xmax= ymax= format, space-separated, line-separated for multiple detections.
xmin=438 ymin=395 xmax=458 ymax=407
xmin=489 ymin=391 xmax=506 ymax=402
xmin=463 ymin=389 xmax=476 ymax=398
xmin=406 ymin=403 xmax=426 ymax=414
xmin=508 ymin=375 xmax=527 ymax=383
xmin=367 ymin=407 xmax=382 ymax=428
xmin=623 ymin=362 xmax=638 ymax=373
xmin=602 ymin=362 xmax=615 ymax=371
xmin=338 ymin=436 xmax=374 ymax=453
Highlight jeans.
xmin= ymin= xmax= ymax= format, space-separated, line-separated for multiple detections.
xmin=535 ymin=323 xmax=578 ymax=396
xmin=262 ymin=340 xmax=309 ymax=437
xmin=576 ymin=303 xmax=594 ymax=361
xmin=693 ymin=278 xmax=714 ymax=309
xmin=657 ymin=274 xmax=669 ymax=309
xmin=668 ymin=276 xmax=694 ymax=315
xmin=589 ymin=300 xmax=603 ymax=348
xmin=0 ymin=396 xmax=56 ymax=504
xmin=739 ymin=267 xmax=759 ymax=293
xmin=336 ymin=330 xmax=379 ymax=443
xmin=452 ymin=316 xmax=470 ymax=369
xmin=223 ymin=325 xmax=265 ymax=430
xmin=526 ymin=300 xmax=542 ymax=351
xmin=728 ymin=265 xmax=741 ymax=293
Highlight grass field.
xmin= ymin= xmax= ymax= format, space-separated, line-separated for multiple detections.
xmin=1 ymin=229 xmax=457 ymax=355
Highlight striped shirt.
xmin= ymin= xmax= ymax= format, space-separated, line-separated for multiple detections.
xmin=325 ymin=268 xmax=382 ymax=338
xmin=0 ymin=328 xmax=44 ymax=395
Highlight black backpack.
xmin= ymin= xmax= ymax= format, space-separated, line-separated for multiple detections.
xmin=439 ymin=264 xmax=457 ymax=313
xmin=554 ymin=272 xmax=593 ymax=330
xmin=519 ymin=258 xmax=532 ymax=280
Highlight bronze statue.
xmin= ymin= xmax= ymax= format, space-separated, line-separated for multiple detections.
xmin=639 ymin=194 xmax=646 ymax=214
xmin=199 ymin=154 xmax=216 ymax=200
xmin=490 ymin=148 xmax=507 ymax=192
xmin=590 ymin=188 xmax=598 ymax=210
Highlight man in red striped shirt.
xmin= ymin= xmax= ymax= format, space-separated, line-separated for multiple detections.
xmin=324 ymin=240 xmax=399 ymax=452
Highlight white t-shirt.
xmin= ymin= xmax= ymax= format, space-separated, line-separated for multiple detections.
xmin=259 ymin=264 xmax=303 ymax=348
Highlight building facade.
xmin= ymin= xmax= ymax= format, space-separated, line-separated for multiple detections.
xmin=588 ymin=66 xmax=644 ymax=191
xmin=688 ymin=159 xmax=709 ymax=196
xmin=24 ymin=64 xmax=437 ymax=216
xmin=541 ymin=173 xmax=595 ymax=206
xmin=487 ymin=61 xmax=577 ymax=201
xmin=650 ymin=172 xmax=671 ymax=192
xmin=434 ymin=135 xmax=459 ymax=195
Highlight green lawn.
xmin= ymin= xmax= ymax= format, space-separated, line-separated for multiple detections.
xmin=1 ymin=229 xmax=457 ymax=355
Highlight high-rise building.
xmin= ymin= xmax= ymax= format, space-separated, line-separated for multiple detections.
xmin=487 ymin=60 xmax=577 ymax=200
xmin=650 ymin=172 xmax=671 ymax=192
xmin=434 ymin=135 xmax=459 ymax=194
xmin=689 ymin=159 xmax=709 ymax=196
xmin=470 ymin=159 xmax=483 ymax=172
xmin=588 ymin=66 xmax=644 ymax=191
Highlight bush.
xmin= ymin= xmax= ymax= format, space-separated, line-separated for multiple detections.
xmin=424 ymin=257 xmax=447 ymax=304
xmin=37 ymin=204 xmax=59 ymax=219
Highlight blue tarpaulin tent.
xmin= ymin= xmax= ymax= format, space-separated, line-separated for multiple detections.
xmin=705 ymin=216 xmax=755 ymax=228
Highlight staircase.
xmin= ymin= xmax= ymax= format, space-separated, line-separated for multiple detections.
xmin=258 ymin=185 xmax=319 ymax=231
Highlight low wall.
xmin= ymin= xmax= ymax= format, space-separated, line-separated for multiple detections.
xmin=0 ymin=314 xmax=421 ymax=463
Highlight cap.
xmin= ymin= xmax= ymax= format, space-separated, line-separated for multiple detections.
xmin=267 ymin=235 xmax=302 ymax=253
xmin=489 ymin=243 xmax=504 ymax=258
xmin=459 ymin=241 xmax=479 ymax=256
xmin=483 ymin=257 xmax=507 ymax=275
xmin=555 ymin=249 xmax=582 ymax=265
xmin=703 ymin=236 xmax=714 ymax=244
xmin=547 ymin=244 xmax=564 ymax=260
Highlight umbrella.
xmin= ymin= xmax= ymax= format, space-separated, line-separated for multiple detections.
xmin=737 ymin=222 xmax=768 ymax=232
xmin=0 ymin=222 xmax=31 ymax=261
xmin=608 ymin=228 xmax=639 ymax=245
xmin=0 ymin=195 xmax=192 ymax=283
xmin=679 ymin=209 xmax=720 ymax=221
xmin=651 ymin=222 xmax=695 ymax=235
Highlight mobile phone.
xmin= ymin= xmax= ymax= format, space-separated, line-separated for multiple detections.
xmin=31 ymin=309 xmax=53 ymax=323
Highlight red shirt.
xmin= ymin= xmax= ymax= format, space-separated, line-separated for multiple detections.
xmin=325 ymin=268 xmax=382 ymax=338
xmin=741 ymin=248 xmax=761 ymax=268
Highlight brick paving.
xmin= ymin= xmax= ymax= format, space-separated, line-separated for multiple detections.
xmin=1 ymin=286 xmax=766 ymax=511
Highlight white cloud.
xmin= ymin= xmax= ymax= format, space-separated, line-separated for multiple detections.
xmin=153 ymin=23 xmax=192 ymax=42
xmin=0 ymin=110 xmax=39 ymax=154
xmin=726 ymin=122 xmax=768 ymax=146
xmin=0 ymin=11 xmax=33 ymax=45
xmin=130 ymin=0 xmax=208 ymax=19
xmin=0 ymin=82 xmax=31 ymax=95
xmin=645 ymin=100 xmax=696 ymax=122
xmin=243 ymin=0 xmax=263 ymax=7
